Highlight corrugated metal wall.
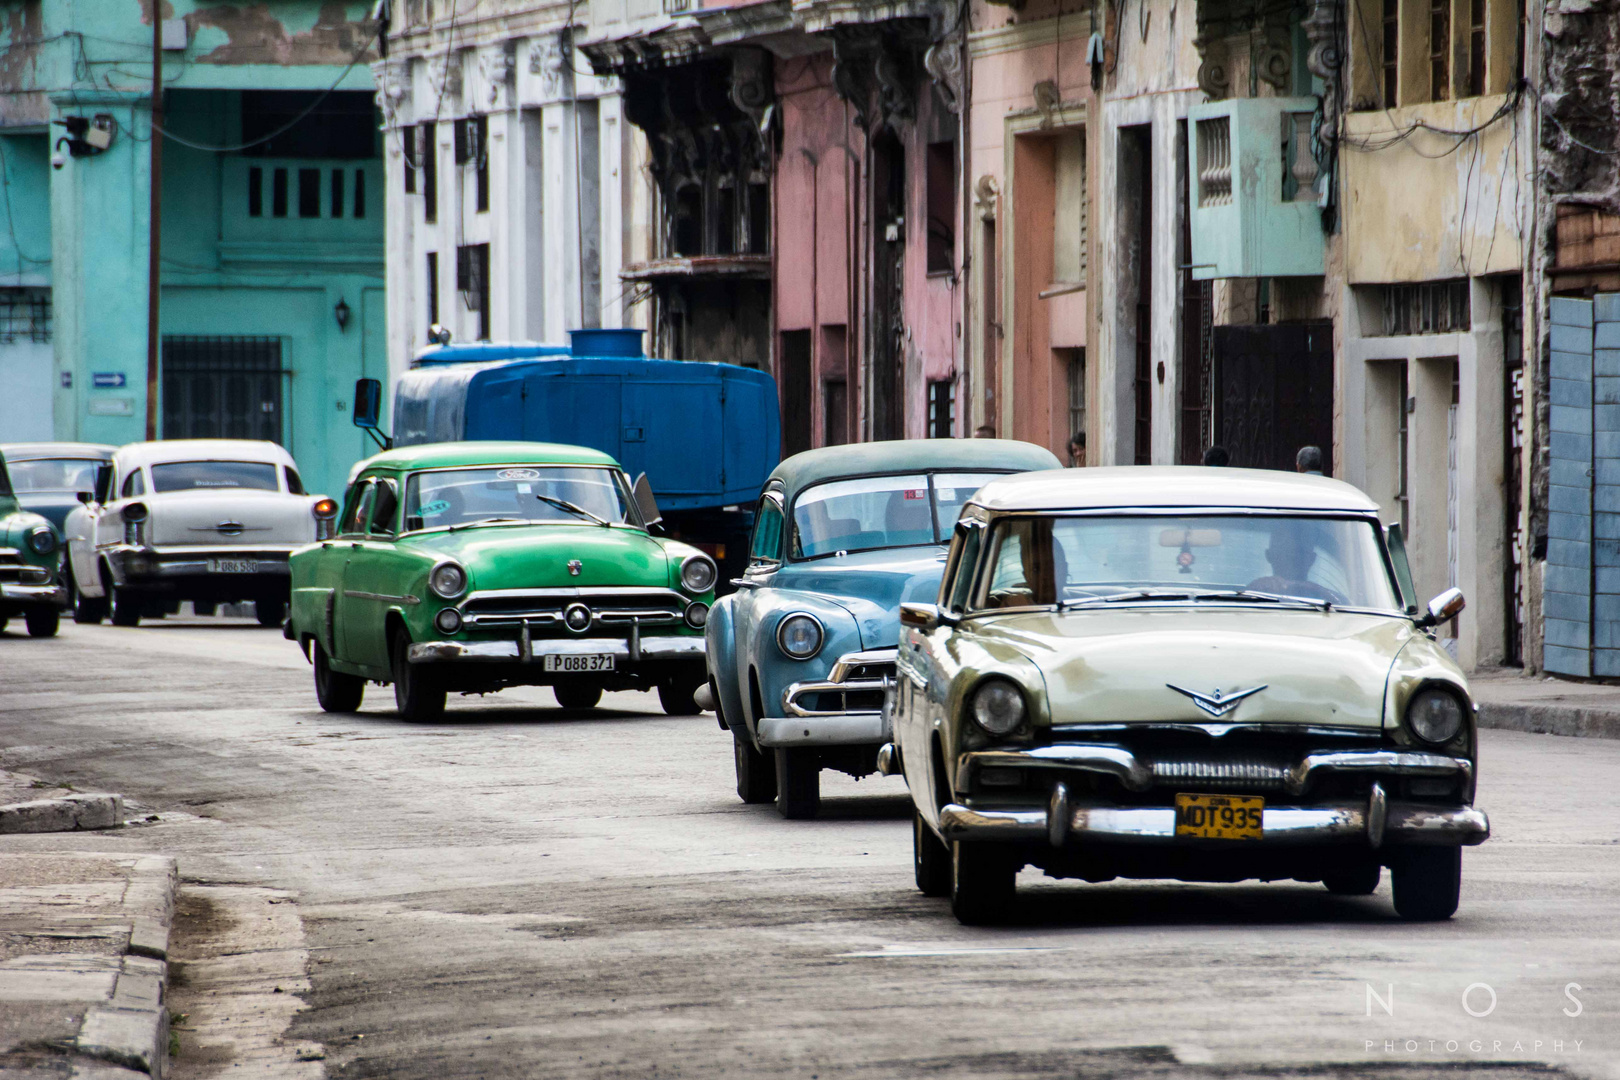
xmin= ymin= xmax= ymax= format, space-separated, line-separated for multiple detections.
xmin=1546 ymin=296 xmax=1594 ymax=677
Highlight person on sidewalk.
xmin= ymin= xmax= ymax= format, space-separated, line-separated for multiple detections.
xmin=1296 ymin=445 xmax=1324 ymax=475
xmin=1202 ymin=445 xmax=1230 ymax=467
xmin=1068 ymin=432 xmax=1086 ymax=467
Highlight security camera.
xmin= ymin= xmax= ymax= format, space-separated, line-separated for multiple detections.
xmin=51 ymin=151 xmax=65 ymax=170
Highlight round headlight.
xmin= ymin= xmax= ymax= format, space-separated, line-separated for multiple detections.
xmin=428 ymin=562 xmax=467 ymax=599
xmin=684 ymin=600 xmax=709 ymax=629
xmin=970 ymin=680 xmax=1027 ymax=737
xmin=123 ymin=501 xmax=148 ymax=523
xmin=434 ymin=607 xmax=463 ymax=634
xmin=26 ymin=524 xmax=57 ymax=556
xmin=563 ymin=603 xmax=593 ymax=633
xmin=680 ymin=554 xmax=718 ymax=594
xmin=1407 ymin=687 xmax=1465 ymax=745
xmin=776 ymin=612 xmax=823 ymax=659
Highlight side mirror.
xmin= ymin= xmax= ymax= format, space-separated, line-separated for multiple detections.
xmin=76 ymin=490 xmax=93 ymax=504
xmin=632 ymin=472 xmax=661 ymax=527
xmin=353 ymin=378 xmax=383 ymax=430
xmin=899 ymin=602 xmax=940 ymax=630
xmin=1417 ymin=587 xmax=1466 ymax=629
xmin=92 ymin=463 xmax=112 ymax=504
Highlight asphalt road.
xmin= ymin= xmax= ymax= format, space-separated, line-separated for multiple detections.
xmin=1 ymin=616 xmax=1616 ymax=1079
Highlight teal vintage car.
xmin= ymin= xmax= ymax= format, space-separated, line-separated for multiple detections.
xmin=0 ymin=446 xmax=69 ymax=638
xmin=286 ymin=442 xmax=716 ymax=721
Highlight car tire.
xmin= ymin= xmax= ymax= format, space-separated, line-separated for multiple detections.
xmin=256 ymin=598 xmax=286 ymax=628
xmin=1391 ymin=847 xmax=1462 ymax=921
xmin=774 ymin=747 xmax=820 ymax=819
xmin=313 ymin=641 xmax=364 ymax=713
xmin=24 ymin=607 xmax=59 ymax=639
xmin=914 ymin=807 xmax=951 ymax=897
xmin=734 ymin=732 xmax=777 ymax=804
xmin=392 ymin=631 xmax=446 ymax=723
xmin=71 ymin=571 xmax=107 ymax=624
xmin=950 ymin=842 xmax=1016 ymax=926
xmin=554 ymin=683 xmax=602 ymax=710
xmin=658 ymin=673 xmax=704 ymax=716
xmin=1323 ymin=860 xmax=1382 ymax=896
xmin=110 ymin=588 xmax=141 ymax=627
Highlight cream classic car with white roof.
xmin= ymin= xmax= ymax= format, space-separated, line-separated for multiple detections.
xmin=64 ymin=440 xmax=336 ymax=627
xmin=887 ymin=466 xmax=1488 ymax=925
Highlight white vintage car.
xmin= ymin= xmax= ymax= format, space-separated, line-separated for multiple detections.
xmin=65 ymin=440 xmax=336 ymax=627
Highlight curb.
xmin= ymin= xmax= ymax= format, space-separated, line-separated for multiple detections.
xmin=0 ymin=793 xmax=123 ymax=834
xmin=1478 ymin=701 xmax=1620 ymax=740
xmin=74 ymin=855 xmax=178 ymax=1078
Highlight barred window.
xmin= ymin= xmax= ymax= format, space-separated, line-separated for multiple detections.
xmin=0 ymin=288 xmax=52 ymax=344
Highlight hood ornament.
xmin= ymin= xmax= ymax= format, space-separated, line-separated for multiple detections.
xmin=1166 ymin=683 xmax=1267 ymax=718
xmin=567 ymin=559 xmax=582 ymax=576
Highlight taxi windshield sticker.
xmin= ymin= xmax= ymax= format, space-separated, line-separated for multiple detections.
xmin=418 ymin=499 xmax=451 ymax=516
xmin=497 ymin=468 xmax=542 ymax=481
xmin=903 ymin=489 xmax=927 ymax=500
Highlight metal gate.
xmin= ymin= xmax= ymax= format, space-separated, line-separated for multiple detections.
xmin=161 ymin=336 xmax=285 ymax=443
xmin=1212 ymin=322 xmax=1334 ymax=473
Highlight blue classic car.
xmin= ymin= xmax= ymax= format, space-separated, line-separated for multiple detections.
xmin=704 ymin=439 xmax=1061 ymax=818
xmin=0 ymin=443 xmax=116 ymax=532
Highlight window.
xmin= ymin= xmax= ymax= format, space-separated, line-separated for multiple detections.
xmin=455 ymin=116 xmax=489 ymax=212
xmin=150 ymin=461 xmax=281 ymax=493
xmin=342 ymin=481 xmax=375 ymax=535
xmin=354 ymin=169 xmax=366 ymax=219
xmin=944 ymin=523 xmax=984 ymax=614
xmin=284 ymin=467 xmax=304 ymax=495
xmin=404 ymin=126 xmax=417 ymax=194
xmin=1380 ymin=280 xmax=1471 ymax=335
xmin=823 ymin=378 xmax=847 ymax=446
xmin=1053 ymin=131 xmax=1086 ymax=284
xmin=330 ymin=169 xmax=345 ymax=218
xmin=457 ymin=244 xmax=491 ymax=341
xmin=1429 ymin=0 xmax=1450 ymax=101
xmin=121 ymin=470 xmax=146 ymax=498
xmin=421 ymin=121 xmax=437 ymax=223
xmin=1382 ymin=0 xmax=1399 ymax=106
xmin=750 ymin=496 xmax=784 ymax=563
xmin=0 ymin=288 xmax=52 ymax=343
xmin=426 ymin=253 xmax=440 ymax=334
xmin=298 ymin=169 xmax=320 ymax=217
xmin=1467 ymin=0 xmax=1486 ymax=96
xmin=242 ymin=91 xmax=379 ymax=159
xmin=926 ymin=140 xmax=956 ymax=273
xmin=369 ymin=481 xmax=399 ymax=535
xmin=927 ymin=380 xmax=955 ymax=439
xmin=272 ymin=168 xmax=288 ymax=217
xmin=403 ymin=467 xmax=633 ymax=531
xmin=248 ymin=167 xmax=263 ymax=217
xmin=1065 ymin=349 xmax=1086 ymax=459
xmin=790 ymin=473 xmax=1005 ymax=559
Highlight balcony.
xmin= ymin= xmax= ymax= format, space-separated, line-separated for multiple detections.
xmin=218 ymin=157 xmax=384 ymax=269
xmin=1187 ymin=97 xmax=1324 ymax=280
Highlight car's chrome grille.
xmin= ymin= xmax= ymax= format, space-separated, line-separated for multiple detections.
xmin=840 ymin=660 xmax=896 ymax=684
xmin=0 ymin=554 xmax=48 ymax=585
xmin=1147 ymin=757 xmax=1292 ymax=790
xmin=461 ymin=589 xmax=686 ymax=630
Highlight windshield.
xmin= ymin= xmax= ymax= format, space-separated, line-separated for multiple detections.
xmin=5 ymin=458 xmax=103 ymax=493
xmin=403 ymin=466 xmax=634 ymax=531
xmin=979 ymin=514 xmax=1400 ymax=611
xmin=150 ymin=461 xmax=280 ymax=493
xmin=792 ymin=471 xmax=1010 ymax=559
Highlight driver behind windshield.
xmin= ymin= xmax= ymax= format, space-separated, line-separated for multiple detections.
xmin=1246 ymin=524 xmax=1342 ymax=603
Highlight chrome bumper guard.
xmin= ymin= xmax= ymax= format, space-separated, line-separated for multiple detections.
xmin=407 ymin=635 xmax=704 ymax=664
xmin=757 ymin=713 xmax=887 ymax=747
xmin=110 ymin=547 xmax=293 ymax=581
xmin=0 ymin=582 xmax=67 ymax=605
xmin=938 ymin=796 xmax=1490 ymax=848
xmin=782 ymin=647 xmax=897 ymax=717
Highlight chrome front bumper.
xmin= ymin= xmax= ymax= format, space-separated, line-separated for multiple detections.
xmin=109 ymin=547 xmax=293 ymax=583
xmin=757 ymin=713 xmax=887 ymax=747
xmin=939 ymin=797 xmax=1490 ymax=847
xmin=0 ymin=582 xmax=67 ymax=605
xmin=407 ymin=634 xmax=705 ymax=664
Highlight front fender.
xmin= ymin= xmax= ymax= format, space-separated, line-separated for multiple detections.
xmin=745 ymin=591 xmax=863 ymax=726
xmin=705 ymin=594 xmax=746 ymax=733
xmin=1382 ymin=630 xmax=1477 ymax=798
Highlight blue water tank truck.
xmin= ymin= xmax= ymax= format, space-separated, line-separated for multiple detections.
xmin=351 ymin=328 xmax=781 ymax=590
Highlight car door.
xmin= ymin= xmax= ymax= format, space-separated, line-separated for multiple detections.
xmin=327 ymin=480 xmax=374 ymax=665
xmin=340 ymin=477 xmax=401 ymax=671
xmin=734 ymin=491 xmax=785 ymax=734
xmin=65 ymin=463 xmax=113 ymax=594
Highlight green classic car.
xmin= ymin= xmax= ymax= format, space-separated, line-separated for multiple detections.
xmin=0 ymin=447 xmax=68 ymax=637
xmin=286 ymin=442 xmax=716 ymax=721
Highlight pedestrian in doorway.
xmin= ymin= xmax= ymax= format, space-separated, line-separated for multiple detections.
xmin=974 ymin=424 xmax=997 ymax=438
xmin=1202 ymin=445 xmax=1230 ymax=467
xmin=1068 ymin=431 xmax=1086 ymax=467
xmin=1295 ymin=445 xmax=1324 ymax=474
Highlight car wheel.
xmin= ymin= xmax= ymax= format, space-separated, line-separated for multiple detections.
xmin=392 ymin=630 xmax=446 ymax=722
xmin=1391 ymin=847 xmax=1461 ymax=921
xmin=733 ymin=731 xmax=777 ymax=804
xmin=658 ymin=672 xmax=704 ymax=716
xmin=554 ymin=683 xmax=602 ymax=710
xmin=1323 ymin=859 xmax=1382 ymax=896
xmin=914 ymin=807 xmax=951 ymax=897
xmin=71 ymin=571 xmax=106 ymax=624
xmin=256 ymin=598 xmax=286 ymax=628
xmin=24 ymin=607 xmax=59 ymax=639
xmin=110 ymin=588 xmax=141 ymax=627
xmin=774 ymin=747 xmax=820 ymax=819
xmin=313 ymin=641 xmax=364 ymax=713
xmin=950 ymin=842 xmax=1016 ymax=926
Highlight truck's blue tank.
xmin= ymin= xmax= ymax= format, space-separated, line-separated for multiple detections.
xmin=394 ymin=330 xmax=781 ymax=513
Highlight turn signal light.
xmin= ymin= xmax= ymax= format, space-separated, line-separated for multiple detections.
xmin=312 ymin=497 xmax=339 ymax=540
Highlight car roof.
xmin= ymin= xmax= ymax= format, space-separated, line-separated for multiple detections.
xmin=355 ymin=441 xmax=621 ymax=473
xmin=115 ymin=440 xmax=298 ymax=469
xmin=769 ymin=439 xmax=1062 ymax=498
xmin=970 ymin=466 xmax=1384 ymax=513
xmin=0 ymin=442 xmax=117 ymax=460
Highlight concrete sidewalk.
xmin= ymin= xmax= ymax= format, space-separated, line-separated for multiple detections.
xmin=0 ymin=852 xmax=177 ymax=1078
xmin=1473 ymin=666 xmax=1620 ymax=739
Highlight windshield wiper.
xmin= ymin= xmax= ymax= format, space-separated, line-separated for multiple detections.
xmin=534 ymin=494 xmax=610 ymax=527
xmin=448 ymin=516 xmax=528 ymax=532
xmin=1061 ymin=589 xmax=1195 ymax=608
xmin=1194 ymin=588 xmax=1332 ymax=611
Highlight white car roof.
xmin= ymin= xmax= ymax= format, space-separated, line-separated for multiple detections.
xmin=114 ymin=440 xmax=299 ymax=470
xmin=971 ymin=466 xmax=1383 ymax=514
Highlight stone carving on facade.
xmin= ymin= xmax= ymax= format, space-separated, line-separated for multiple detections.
xmin=375 ymin=59 xmax=412 ymax=124
xmin=1193 ymin=33 xmax=1231 ymax=99
xmin=529 ymin=35 xmax=569 ymax=101
xmin=1033 ymin=79 xmax=1061 ymax=128
xmin=428 ymin=50 xmax=464 ymax=108
xmin=923 ymin=38 xmax=963 ymax=114
xmin=974 ymin=174 xmax=1000 ymax=222
xmin=1301 ymin=0 xmax=1342 ymax=193
xmin=874 ymin=50 xmax=916 ymax=128
xmin=729 ymin=50 xmax=774 ymax=134
xmin=830 ymin=30 xmax=877 ymax=130
xmin=1253 ymin=28 xmax=1292 ymax=89
xmin=480 ymin=43 xmax=515 ymax=108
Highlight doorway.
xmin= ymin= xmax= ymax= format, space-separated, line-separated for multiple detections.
xmin=161 ymin=335 xmax=285 ymax=443
xmin=1211 ymin=322 xmax=1334 ymax=472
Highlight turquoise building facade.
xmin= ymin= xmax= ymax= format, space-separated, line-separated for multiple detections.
xmin=0 ymin=1 xmax=383 ymax=497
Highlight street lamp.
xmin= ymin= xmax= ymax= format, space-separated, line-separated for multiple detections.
xmin=334 ymin=297 xmax=351 ymax=333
